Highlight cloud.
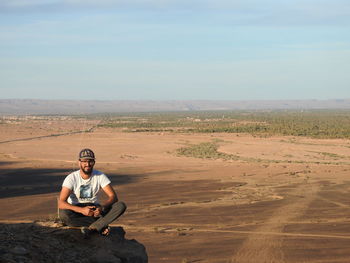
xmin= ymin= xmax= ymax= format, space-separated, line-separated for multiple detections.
xmin=1 ymin=0 xmax=349 ymax=27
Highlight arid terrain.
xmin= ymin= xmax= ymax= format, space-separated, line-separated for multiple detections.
xmin=1 ymin=115 xmax=350 ymax=262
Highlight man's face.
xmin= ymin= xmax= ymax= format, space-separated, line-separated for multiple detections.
xmin=79 ymin=159 xmax=95 ymax=174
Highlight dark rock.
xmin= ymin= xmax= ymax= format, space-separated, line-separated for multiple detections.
xmin=0 ymin=222 xmax=147 ymax=263
xmin=10 ymin=245 xmax=28 ymax=255
xmin=89 ymin=249 xmax=122 ymax=263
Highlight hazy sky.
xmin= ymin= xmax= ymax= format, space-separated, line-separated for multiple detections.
xmin=1 ymin=0 xmax=349 ymax=100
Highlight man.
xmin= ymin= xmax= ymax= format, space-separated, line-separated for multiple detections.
xmin=58 ymin=148 xmax=126 ymax=237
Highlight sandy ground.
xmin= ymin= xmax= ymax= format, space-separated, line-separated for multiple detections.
xmin=1 ymin=120 xmax=350 ymax=262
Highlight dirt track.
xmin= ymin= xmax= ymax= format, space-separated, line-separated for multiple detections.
xmin=1 ymin=120 xmax=350 ymax=262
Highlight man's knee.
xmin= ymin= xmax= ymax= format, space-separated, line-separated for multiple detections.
xmin=119 ymin=201 xmax=127 ymax=211
xmin=111 ymin=201 xmax=127 ymax=214
xmin=59 ymin=209 xmax=72 ymax=225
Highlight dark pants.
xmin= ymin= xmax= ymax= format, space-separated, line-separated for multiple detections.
xmin=59 ymin=201 xmax=127 ymax=232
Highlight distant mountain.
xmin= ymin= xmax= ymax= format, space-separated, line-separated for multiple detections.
xmin=1 ymin=99 xmax=350 ymax=115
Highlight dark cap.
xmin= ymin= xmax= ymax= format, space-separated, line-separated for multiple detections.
xmin=79 ymin=148 xmax=95 ymax=160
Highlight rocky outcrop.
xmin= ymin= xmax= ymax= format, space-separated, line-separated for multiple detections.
xmin=0 ymin=221 xmax=147 ymax=263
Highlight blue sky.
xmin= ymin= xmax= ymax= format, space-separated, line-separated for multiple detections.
xmin=0 ymin=0 xmax=349 ymax=100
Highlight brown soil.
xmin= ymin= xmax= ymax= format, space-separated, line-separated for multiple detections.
xmin=1 ymin=120 xmax=350 ymax=262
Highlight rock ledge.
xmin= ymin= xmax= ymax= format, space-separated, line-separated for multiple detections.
xmin=0 ymin=221 xmax=148 ymax=263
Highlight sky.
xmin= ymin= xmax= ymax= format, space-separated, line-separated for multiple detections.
xmin=0 ymin=0 xmax=349 ymax=100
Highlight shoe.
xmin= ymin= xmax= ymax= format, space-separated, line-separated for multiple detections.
xmin=81 ymin=227 xmax=94 ymax=239
xmin=100 ymin=226 xmax=111 ymax=236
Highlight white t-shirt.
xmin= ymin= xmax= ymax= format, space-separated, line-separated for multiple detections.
xmin=62 ymin=170 xmax=111 ymax=205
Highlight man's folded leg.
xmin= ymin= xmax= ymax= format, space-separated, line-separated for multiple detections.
xmin=59 ymin=209 xmax=97 ymax=227
xmin=89 ymin=201 xmax=127 ymax=232
xmin=59 ymin=203 xmax=98 ymax=227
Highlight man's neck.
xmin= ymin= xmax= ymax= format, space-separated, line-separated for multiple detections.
xmin=80 ymin=170 xmax=92 ymax=179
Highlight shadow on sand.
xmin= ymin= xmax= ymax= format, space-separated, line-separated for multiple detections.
xmin=0 ymin=166 xmax=141 ymax=199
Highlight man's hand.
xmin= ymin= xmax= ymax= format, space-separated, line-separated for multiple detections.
xmin=80 ymin=206 xmax=95 ymax=217
xmin=93 ymin=206 xmax=103 ymax=217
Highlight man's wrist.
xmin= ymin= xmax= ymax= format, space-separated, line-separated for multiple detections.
xmin=75 ymin=206 xmax=84 ymax=214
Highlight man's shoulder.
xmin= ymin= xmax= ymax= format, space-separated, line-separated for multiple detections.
xmin=92 ymin=170 xmax=111 ymax=185
xmin=92 ymin=170 xmax=106 ymax=176
xmin=62 ymin=170 xmax=80 ymax=188
xmin=67 ymin=170 xmax=80 ymax=177
xmin=64 ymin=170 xmax=80 ymax=180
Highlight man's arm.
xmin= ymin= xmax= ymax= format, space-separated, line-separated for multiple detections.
xmin=58 ymin=186 xmax=94 ymax=216
xmin=101 ymin=184 xmax=118 ymax=208
xmin=93 ymin=184 xmax=118 ymax=217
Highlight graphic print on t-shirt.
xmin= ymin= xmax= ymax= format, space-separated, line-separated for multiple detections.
xmin=80 ymin=184 xmax=92 ymax=200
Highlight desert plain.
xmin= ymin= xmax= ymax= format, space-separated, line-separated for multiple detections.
xmin=1 ymin=115 xmax=350 ymax=263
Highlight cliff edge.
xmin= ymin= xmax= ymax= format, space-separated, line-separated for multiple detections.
xmin=0 ymin=220 xmax=148 ymax=263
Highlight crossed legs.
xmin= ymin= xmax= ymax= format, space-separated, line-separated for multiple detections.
xmin=59 ymin=201 xmax=127 ymax=232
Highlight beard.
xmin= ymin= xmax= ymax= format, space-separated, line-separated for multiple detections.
xmin=80 ymin=164 xmax=93 ymax=175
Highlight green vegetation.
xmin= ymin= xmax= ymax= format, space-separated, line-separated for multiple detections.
xmin=8 ymin=110 xmax=348 ymax=139
xmin=176 ymin=141 xmax=350 ymax=165
xmin=176 ymin=141 xmax=239 ymax=160
xmin=97 ymin=110 xmax=350 ymax=139
xmin=176 ymin=140 xmax=282 ymax=163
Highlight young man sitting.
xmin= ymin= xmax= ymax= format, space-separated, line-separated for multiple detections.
xmin=58 ymin=148 xmax=126 ymax=237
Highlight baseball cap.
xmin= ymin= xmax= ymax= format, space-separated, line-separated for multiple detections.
xmin=79 ymin=148 xmax=95 ymax=160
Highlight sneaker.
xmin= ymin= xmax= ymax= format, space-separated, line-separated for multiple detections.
xmin=100 ymin=226 xmax=111 ymax=236
xmin=81 ymin=227 xmax=94 ymax=239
